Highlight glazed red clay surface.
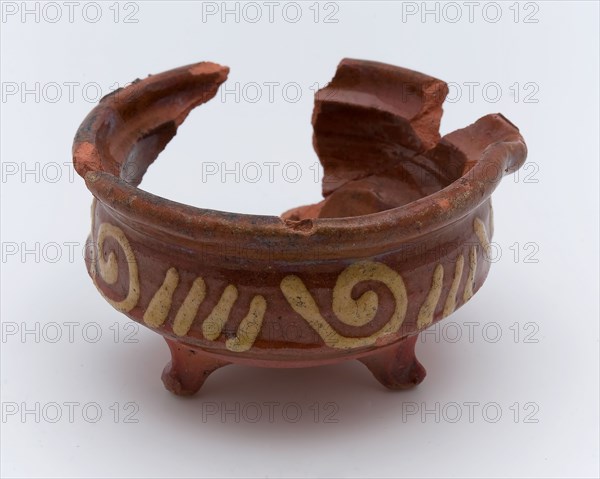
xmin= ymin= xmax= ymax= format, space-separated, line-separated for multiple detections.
xmin=73 ymin=59 xmax=527 ymax=395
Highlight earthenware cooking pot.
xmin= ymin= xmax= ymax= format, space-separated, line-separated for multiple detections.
xmin=72 ymin=59 xmax=527 ymax=395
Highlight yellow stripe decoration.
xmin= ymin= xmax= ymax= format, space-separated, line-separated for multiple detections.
xmin=143 ymin=267 xmax=179 ymax=327
xmin=202 ymin=285 xmax=239 ymax=340
xmin=417 ymin=264 xmax=444 ymax=328
xmin=93 ymin=212 xmax=492 ymax=352
xmin=474 ymin=217 xmax=492 ymax=258
xmin=225 ymin=296 xmax=267 ymax=352
xmin=463 ymin=246 xmax=477 ymax=301
xmin=443 ymin=255 xmax=464 ymax=317
xmin=173 ymin=277 xmax=207 ymax=336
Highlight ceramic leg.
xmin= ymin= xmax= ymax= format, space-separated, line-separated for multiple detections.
xmin=359 ymin=335 xmax=426 ymax=390
xmin=161 ymin=338 xmax=230 ymax=396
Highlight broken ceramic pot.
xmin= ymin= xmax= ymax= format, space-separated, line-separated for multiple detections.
xmin=73 ymin=59 xmax=527 ymax=395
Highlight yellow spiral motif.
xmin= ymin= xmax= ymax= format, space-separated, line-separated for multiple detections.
xmin=280 ymin=261 xmax=407 ymax=349
xmin=92 ymin=223 xmax=140 ymax=313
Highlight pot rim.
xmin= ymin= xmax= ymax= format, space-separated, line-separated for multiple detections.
xmin=72 ymin=61 xmax=527 ymax=260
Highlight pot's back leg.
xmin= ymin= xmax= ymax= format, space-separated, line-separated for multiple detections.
xmin=161 ymin=338 xmax=230 ymax=396
xmin=358 ymin=335 xmax=426 ymax=390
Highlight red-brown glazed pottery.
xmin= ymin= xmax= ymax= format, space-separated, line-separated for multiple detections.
xmin=73 ymin=59 xmax=527 ymax=395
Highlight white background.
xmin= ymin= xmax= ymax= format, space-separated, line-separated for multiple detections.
xmin=1 ymin=1 xmax=598 ymax=478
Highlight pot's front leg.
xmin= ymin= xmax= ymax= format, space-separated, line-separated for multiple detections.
xmin=161 ymin=338 xmax=230 ymax=396
xmin=359 ymin=335 xmax=426 ymax=390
